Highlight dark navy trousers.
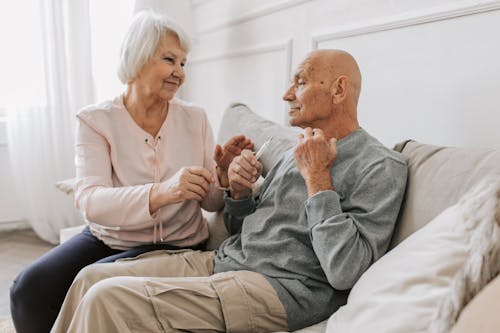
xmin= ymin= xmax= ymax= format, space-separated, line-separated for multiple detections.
xmin=9 ymin=227 xmax=197 ymax=333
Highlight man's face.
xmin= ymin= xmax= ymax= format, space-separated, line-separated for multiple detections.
xmin=283 ymin=56 xmax=334 ymax=128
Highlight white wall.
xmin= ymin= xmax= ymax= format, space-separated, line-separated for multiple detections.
xmin=185 ymin=0 xmax=500 ymax=149
xmin=2 ymin=0 xmax=499 ymax=226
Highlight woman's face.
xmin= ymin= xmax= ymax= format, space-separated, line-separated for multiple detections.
xmin=134 ymin=32 xmax=187 ymax=101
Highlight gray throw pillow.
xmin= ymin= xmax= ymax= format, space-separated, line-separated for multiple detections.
xmin=217 ymin=103 xmax=300 ymax=176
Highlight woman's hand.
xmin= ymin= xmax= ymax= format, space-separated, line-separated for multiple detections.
xmin=214 ymin=135 xmax=254 ymax=188
xmin=227 ymin=149 xmax=262 ymax=200
xmin=149 ymin=166 xmax=214 ymax=214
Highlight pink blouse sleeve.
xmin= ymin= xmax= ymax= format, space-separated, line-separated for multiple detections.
xmin=199 ymin=113 xmax=224 ymax=212
xmin=74 ymin=116 xmax=154 ymax=227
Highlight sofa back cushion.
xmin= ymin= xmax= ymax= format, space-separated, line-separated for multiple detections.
xmin=390 ymin=140 xmax=500 ymax=248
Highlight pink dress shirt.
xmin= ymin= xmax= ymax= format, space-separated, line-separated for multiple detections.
xmin=74 ymin=96 xmax=224 ymax=249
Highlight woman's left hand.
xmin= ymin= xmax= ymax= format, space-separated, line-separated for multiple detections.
xmin=214 ymin=135 xmax=254 ymax=187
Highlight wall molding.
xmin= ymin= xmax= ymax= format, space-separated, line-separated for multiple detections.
xmin=197 ymin=0 xmax=312 ymax=35
xmin=189 ymin=39 xmax=293 ymax=65
xmin=311 ymin=0 xmax=500 ymax=48
xmin=191 ymin=0 xmax=218 ymax=9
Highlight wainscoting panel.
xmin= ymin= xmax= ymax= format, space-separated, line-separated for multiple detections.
xmin=313 ymin=5 xmax=500 ymax=148
xmin=184 ymin=40 xmax=293 ymax=134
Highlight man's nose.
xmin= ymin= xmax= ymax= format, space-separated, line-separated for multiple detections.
xmin=283 ymin=86 xmax=295 ymax=101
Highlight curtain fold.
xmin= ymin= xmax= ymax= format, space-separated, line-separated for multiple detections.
xmin=7 ymin=0 xmax=94 ymax=243
xmin=6 ymin=0 xmax=193 ymax=243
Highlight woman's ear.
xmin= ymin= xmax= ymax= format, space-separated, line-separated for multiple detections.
xmin=331 ymin=75 xmax=349 ymax=104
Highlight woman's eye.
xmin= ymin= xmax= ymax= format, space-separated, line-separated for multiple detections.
xmin=164 ymin=57 xmax=175 ymax=63
xmin=180 ymin=62 xmax=186 ymax=68
xmin=298 ymin=80 xmax=305 ymax=85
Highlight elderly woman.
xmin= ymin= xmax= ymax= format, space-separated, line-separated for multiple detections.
xmin=10 ymin=10 xmax=253 ymax=333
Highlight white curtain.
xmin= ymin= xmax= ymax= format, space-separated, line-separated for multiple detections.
xmin=5 ymin=0 xmax=192 ymax=243
xmin=7 ymin=0 xmax=94 ymax=243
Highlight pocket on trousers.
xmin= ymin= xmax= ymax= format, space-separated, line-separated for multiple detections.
xmin=145 ymin=279 xmax=223 ymax=331
xmin=145 ymin=280 xmax=218 ymax=299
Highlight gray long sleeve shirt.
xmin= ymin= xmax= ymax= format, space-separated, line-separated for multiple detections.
xmin=214 ymin=128 xmax=407 ymax=331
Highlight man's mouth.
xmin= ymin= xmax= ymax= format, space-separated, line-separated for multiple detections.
xmin=163 ymin=80 xmax=179 ymax=86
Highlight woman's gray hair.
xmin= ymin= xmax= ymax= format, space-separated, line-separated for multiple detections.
xmin=117 ymin=10 xmax=191 ymax=84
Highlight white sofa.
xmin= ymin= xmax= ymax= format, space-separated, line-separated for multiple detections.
xmin=57 ymin=102 xmax=500 ymax=332
xmin=207 ymin=103 xmax=500 ymax=332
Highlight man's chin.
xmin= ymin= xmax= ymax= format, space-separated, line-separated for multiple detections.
xmin=288 ymin=118 xmax=302 ymax=128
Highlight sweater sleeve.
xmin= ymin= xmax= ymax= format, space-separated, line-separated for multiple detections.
xmin=74 ymin=116 xmax=155 ymax=227
xmin=305 ymin=158 xmax=407 ymax=290
xmin=199 ymin=111 xmax=224 ymax=212
xmin=222 ymin=192 xmax=257 ymax=235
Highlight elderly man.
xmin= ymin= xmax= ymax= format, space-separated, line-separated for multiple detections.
xmin=51 ymin=50 xmax=407 ymax=333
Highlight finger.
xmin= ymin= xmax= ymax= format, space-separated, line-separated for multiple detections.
xmin=304 ymin=127 xmax=313 ymax=138
xmin=225 ymin=135 xmax=245 ymax=148
xmin=188 ymin=166 xmax=215 ymax=183
xmin=214 ymin=144 xmax=223 ymax=161
xmin=186 ymin=173 xmax=211 ymax=193
xmin=186 ymin=181 xmax=209 ymax=198
xmin=243 ymin=140 xmax=255 ymax=150
xmin=230 ymin=155 xmax=256 ymax=178
xmin=241 ymin=149 xmax=259 ymax=168
xmin=231 ymin=162 xmax=255 ymax=182
xmin=255 ymin=161 xmax=263 ymax=177
xmin=183 ymin=190 xmax=204 ymax=202
xmin=231 ymin=134 xmax=246 ymax=143
xmin=229 ymin=137 xmax=254 ymax=152
xmin=225 ymin=144 xmax=242 ymax=155
xmin=230 ymin=172 xmax=254 ymax=189
xmin=312 ymin=128 xmax=324 ymax=138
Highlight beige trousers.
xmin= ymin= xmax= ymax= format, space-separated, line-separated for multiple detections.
xmin=51 ymin=250 xmax=288 ymax=333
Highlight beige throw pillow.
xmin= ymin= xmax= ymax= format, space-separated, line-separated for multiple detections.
xmin=391 ymin=140 xmax=500 ymax=248
xmin=54 ymin=178 xmax=76 ymax=195
xmin=326 ymin=175 xmax=500 ymax=333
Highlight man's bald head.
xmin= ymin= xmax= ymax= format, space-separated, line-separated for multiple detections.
xmin=305 ymin=49 xmax=362 ymax=106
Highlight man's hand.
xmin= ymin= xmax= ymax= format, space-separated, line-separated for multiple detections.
xmin=228 ymin=149 xmax=262 ymax=200
xmin=214 ymin=135 xmax=254 ymax=188
xmin=294 ymin=127 xmax=337 ymax=197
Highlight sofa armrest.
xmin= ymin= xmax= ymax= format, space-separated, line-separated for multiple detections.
xmin=451 ymin=273 xmax=500 ymax=333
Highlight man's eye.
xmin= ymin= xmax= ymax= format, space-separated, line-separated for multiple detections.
xmin=298 ymin=80 xmax=305 ymax=85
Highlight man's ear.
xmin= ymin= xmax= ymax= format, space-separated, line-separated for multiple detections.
xmin=331 ymin=75 xmax=349 ymax=104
